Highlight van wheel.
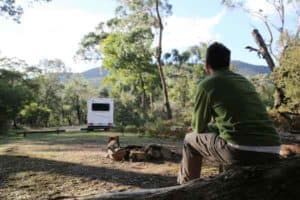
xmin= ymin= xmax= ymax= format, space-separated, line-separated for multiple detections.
xmin=104 ymin=128 xmax=110 ymax=131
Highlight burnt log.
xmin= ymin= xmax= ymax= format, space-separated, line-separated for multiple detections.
xmin=73 ymin=156 xmax=300 ymax=200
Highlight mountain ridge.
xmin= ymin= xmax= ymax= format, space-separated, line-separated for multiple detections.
xmin=75 ymin=60 xmax=270 ymax=85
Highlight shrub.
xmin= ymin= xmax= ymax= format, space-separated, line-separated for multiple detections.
xmin=144 ymin=119 xmax=188 ymax=138
xmin=124 ymin=125 xmax=138 ymax=133
xmin=112 ymin=125 xmax=125 ymax=133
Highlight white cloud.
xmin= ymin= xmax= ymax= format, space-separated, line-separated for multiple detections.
xmin=0 ymin=5 xmax=111 ymax=72
xmin=244 ymin=0 xmax=274 ymax=15
xmin=0 ymin=4 xmax=224 ymax=72
xmin=162 ymin=10 xmax=225 ymax=51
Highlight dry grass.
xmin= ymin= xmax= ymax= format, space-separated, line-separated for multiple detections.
xmin=0 ymin=132 xmax=218 ymax=200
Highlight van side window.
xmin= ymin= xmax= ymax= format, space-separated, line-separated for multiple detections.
xmin=92 ymin=103 xmax=110 ymax=111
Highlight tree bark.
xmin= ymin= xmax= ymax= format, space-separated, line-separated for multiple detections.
xmin=252 ymin=29 xmax=275 ymax=71
xmin=75 ymin=96 xmax=81 ymax=125
xmin=74 ymin=157 xmax=300 ymax=200
xmin=155 ymin=0 xmax=172 ymax=119
xmin=139 ymin=74 xmax=147 ymax=112
xmin=0 ymin=114 xmax=8 ymax=135
xmin=251 ymin=29 xmax=285 ymax=108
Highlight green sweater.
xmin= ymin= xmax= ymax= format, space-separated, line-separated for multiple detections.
xmin=192 ymin=70 xmax=280 ymax=146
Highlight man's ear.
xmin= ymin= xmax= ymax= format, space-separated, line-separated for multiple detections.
xmin=205 ymin=64 xmax=211 ymax=74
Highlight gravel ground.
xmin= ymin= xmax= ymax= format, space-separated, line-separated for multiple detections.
xmin=0 ymin=132 xmax=218 ymax=200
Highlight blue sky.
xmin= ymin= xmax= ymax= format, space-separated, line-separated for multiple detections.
xmin=0 ymin=0 xmax=296 ymax=72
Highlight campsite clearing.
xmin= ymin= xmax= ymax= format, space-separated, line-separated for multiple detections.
xmin=0 ymin=132 xmax=218 ymax=200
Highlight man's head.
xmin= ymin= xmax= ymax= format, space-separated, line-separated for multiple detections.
xmin=205 ymin=42 xmax=231 ymax=75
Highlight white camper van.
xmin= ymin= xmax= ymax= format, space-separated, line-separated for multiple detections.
xmin=87 ymin=98 xmax=114 ymax=130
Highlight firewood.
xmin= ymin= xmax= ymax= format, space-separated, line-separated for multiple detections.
xmin=129 ymin=150 xmax=146 ymax=162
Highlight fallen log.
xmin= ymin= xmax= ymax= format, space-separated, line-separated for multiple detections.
xmin=72 ymin=156 xmax=300 ymax=200
xmin=16 ymin=129 xmax=65 ymax=137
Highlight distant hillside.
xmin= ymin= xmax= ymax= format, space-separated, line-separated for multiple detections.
xmin=65 ymin=61 xmax=269 ymax=85
xmin=81 ymin=67 xmax=108 ymax=79
xmin=80 ymin=67 xmax=108 ymax=86
xmin=59 ymin=67 xmax=108 ymax=86
xmin=231 ymin=60 xmax=270 ymax=77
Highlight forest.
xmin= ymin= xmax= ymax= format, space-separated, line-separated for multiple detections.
xmin=0 ymin=0 xmax=299 ymax=136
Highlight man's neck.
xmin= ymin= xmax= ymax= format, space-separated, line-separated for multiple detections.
xmin=210 ymin=68 xmax=230 ymax=75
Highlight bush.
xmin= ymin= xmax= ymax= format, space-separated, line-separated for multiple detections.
xmin=20 ymin=103 xmax=51 ymax=127
xmin=144 ymin=121 xmax=170 ymax=137
xmin=124 ymin=125 xmax=139 ymax=133
xmin=144 ymin=119 xmax=188 ymax=138
xmin=112 ymin=125 xmax=125 ymax=133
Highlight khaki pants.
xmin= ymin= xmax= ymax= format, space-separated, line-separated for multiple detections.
xmin=177 ymin=132 xmax=280 ymax=184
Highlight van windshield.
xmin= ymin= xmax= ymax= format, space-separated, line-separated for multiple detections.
xmin=92 ymin=103 xmax=110 ymax=111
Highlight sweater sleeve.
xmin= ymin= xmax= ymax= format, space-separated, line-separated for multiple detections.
xmin=192 ymin=85 xmax=212 ymax=133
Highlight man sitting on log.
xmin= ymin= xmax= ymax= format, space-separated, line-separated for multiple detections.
xmin=177 ymin=42 xmax=281 ymax=184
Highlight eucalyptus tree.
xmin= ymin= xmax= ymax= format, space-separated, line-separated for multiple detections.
xmin=0 ymin=68 xmax=35 ymax=133
xmin=163 ymin=46 xmax=206 ymax=124
xmin=63 ymin=76 xmax=98 ymax=125
xmin=101 ymin=29 xmax=159 ymax=114
xmin=76 ymin=0 xmax=174 ymax=119
xmin=115 ymin=0 xmax=173 ymax=119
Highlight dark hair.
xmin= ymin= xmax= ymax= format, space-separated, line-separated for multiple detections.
xmin=206 ymin=42 xmax=231 ymax=70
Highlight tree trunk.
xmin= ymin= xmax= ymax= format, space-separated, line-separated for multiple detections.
xmin=150 ymin=93 xmax=154 ymax=111
xmin=0 ymin=114 xmax=8 ymax=135
xmin=74 ymin=157 xmax=300 ymax=200
xmin=139 ymin=74 xmax=147 ymax=112
xmin=75 ymin=96 xmax=81 ymax=125
xmin=155 ymin=0 xmax=172 ymax=120
xmin=251 ymin=29 xmax=285 ymax=108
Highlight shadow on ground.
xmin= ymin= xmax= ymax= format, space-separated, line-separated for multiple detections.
xmin=0 ymin=154 xmax=177 ymax=189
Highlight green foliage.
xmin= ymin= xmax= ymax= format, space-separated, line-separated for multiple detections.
xmin=114 ymin=99 xmax=145 ymax=127
xmin=101 ymin=27 xmax=160 ymax=122
xmin=62 ymin=76 xmax=98 ymax=125
xmin=0 ymin=56 xmax=100 ymax=130
xmin=144 ymin=119 xmax=171 ymax=137
xmin=124 ymin=125 xmax=138 ymax=133
xmin=101 ymin=30 xmax=154 ymax=72
xmin=250 ymin=74 xmax=275 ymax=108
xmin=20 ymin=103 xmax=51 ymax=127
xmin=0 ymin=68 xmax=35 ymax=134
xmin=99 ymin=88 xmax=109 ymax=98
xmin=144 ymin=119 xmax=188 ymax=138
xmin=272 ymin=43 xmax=300 ymax=114
xmin=164 ymin=47 xmax=206 ymax=126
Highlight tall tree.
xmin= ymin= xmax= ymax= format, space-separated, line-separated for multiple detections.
xmin=154 ymin=0 xmax=172 ymax=119
xmin=77 ymin=0 xmax=173 ymax=119
xmin=0 ymin=68 xmax=35 ymax=133
xmin=63 ymin=76 xmax=98 ymax=125
xmin=115 ymin=0 xmax=173 ymax=119
xmin=101 ymin=29 xmax=158 ymax=113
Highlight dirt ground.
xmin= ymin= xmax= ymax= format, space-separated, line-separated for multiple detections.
xmin=0 ymin=132 xmax=218 ymax=200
